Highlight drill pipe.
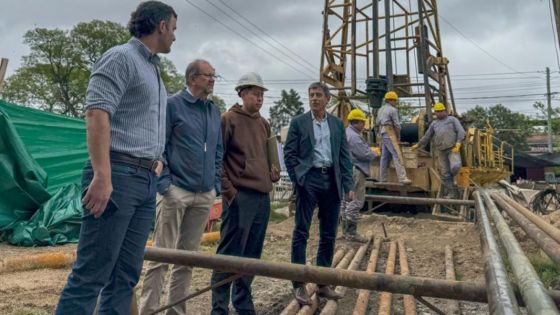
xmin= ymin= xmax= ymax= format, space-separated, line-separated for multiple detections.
xmin=365 ymin=194 xmax=474 ymax=206
xmin=473 ymin=191 xmax=520 ymax=315
xmin=494 ymin=192 xmax=560 ymax=244
xmin=143 ymin=247 xmax=560 ymax=305
xmin=378 ymin=241 xmax=397 ymax=315
xmin=353 ymin=238 xmax=382 ymax=315
xmin=279 ymin=248 xmax=348 ymax=315
xmin=400 ymin=240 xmax=417 ymax=315
xmin=444 ymin=246 xmax=460 ymax=315
xmin=320 ymin=237 xmax=371 ymax=315
xmin=491 ymin=193 xmax=560 ymax=265
xmin=297 ymin=248 xmax=356 ymax=315
xmin=481 ymin=190 xmax=559 ymax=315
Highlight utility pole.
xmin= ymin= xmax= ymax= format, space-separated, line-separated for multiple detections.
xmin=547 ymin=67 xmax=553 ymax=153
xmin=0 ymin=58 xmax=8 ymax=94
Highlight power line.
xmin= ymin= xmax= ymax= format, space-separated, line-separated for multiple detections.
xmin=439 ymin=14 xmax=543 ymax=80
xmin=214 ymin=0 xmax=318 ymax=70
xmin=454 ymin=92 xmax=558 ymax=100
xmin=204 ymin=0 xmax=317 ymax=76
xmin=183 ymin=0 xmax=316 ymax=80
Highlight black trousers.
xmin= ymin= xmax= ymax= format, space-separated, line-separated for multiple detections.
xmin=210 ymin=188 xmax=270 ymax=315
xmin=291 ymin=168 xmax=341 ymax=288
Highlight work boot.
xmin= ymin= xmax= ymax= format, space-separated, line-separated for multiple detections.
xmin=317 ymin=285 xmax=343 ymax=300
xmin=399 ymin=178 xmax=412 ymax=185
xmin=293 ymin=286 xmax=312 ymax=305
xmin=344 ymin=221 xmax=368 ymax=243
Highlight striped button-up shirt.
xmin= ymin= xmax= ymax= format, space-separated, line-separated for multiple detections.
xmin=85 ymin=37 xmax=167 ymax=159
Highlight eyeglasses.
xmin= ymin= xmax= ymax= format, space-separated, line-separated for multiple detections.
xmin=196 ymin=73 xmax=219 ymax=80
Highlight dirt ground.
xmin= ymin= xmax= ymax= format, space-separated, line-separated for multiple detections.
xmin=0 ymin=213 xmax=489 ymax=315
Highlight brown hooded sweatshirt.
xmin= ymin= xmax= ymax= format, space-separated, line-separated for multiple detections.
xmin=221 ymin=104 xmax=273 ymax=204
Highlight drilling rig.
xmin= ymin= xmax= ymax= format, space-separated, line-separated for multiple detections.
xmin=319 ymin=0 xmax=513 ymax=219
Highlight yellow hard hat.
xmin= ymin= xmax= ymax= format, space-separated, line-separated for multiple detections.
xmin=347 ymin=108 xmax=367 ymax=122
xmin=433 ymin=102 xmax=446 ymax=111
xmin=384 ymin=91 xmax=398 ymax=100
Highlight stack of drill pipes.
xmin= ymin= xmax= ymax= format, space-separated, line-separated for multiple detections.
xmin=491 ymin=193 xmax=560 ymax=265
xmin=493 ymin=192 xmax=560 ymax=244
xmin=400 ymin=239 xmax=417 ymax=315
xmin=444 ymin=245 xmax=461 ymax=315
xmin=279 ymin=248 xmax=346 ymax=315
xmin=296 ymin=248 xmax=356 ymax=315
xmin=320 ymin=235 xmax=373 ymax=315
xmin=352 ymin=237 xmax=382 ymax=315
xmin=481 ymin=190 xmax=559 ymax=315
xmin=378 ymin=241 xmax=398 ymax=315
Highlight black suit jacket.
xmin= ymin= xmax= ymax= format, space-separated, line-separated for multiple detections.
xmin=283 ymin=111 xmax=353 ymax=200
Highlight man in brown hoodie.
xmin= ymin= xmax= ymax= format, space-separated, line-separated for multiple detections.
xmin=211 ymin=72 xmax=280 ymax=315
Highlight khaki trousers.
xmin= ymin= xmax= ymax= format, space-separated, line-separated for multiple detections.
xmin=139 ymin=184 xmax=215 ymax=315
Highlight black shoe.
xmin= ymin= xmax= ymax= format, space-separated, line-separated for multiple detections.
xmin=293 ymin=286 xmax=312 ymax=305
xmin=316 ymin=285 xmax=343 ymax=300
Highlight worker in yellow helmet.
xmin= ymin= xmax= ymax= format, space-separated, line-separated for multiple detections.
xmin=342 ymin=108 xmax=380 ymax=242
xmin=375 ymin=91 xmax=412 ymax=184
xmin=411 ymin=102 xmax=466 ymax=198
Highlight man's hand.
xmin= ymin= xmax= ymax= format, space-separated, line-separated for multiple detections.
xmin=451 ymin=143 xmax=461 ymax=153
xmin=82 ymin=174 xmax=113 ymax=219
xmin=154 ymin=161 xmax=163 ymax=177
xmin=345 ymin=191 xmax=355 ymax=201
xmin=270 ymin=165 xmax=281 ymax=182
xmin=411 ymin=144 xmax=419 ymax=151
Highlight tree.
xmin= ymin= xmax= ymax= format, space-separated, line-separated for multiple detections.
xmin=463 ymin=104 xmax=534 ymax=151
xmin=211 ymin=95 xmax=227 ymax=112
xmin=269 ymin=89 xmax=304 ymax=135
xmin=397 ymin=101 xmax=419 ymax=122
xmin=1 ymin=20 xmax=183 ymax=117
xmin=533 ymin=101 xmax=560 ymax=134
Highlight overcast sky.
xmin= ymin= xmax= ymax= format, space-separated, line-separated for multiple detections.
xmin=1 ymin=0 xmax=559 ymax=118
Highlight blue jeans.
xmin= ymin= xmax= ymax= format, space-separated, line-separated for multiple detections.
xmin=56 ymin=161 xmax=156 ymax=315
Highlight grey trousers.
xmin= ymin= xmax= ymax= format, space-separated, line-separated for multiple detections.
xmin=139 ymin=184 xmax=215 ymax=315
xmin=437 ymin=149 xmax=457 ymax=196
xmin=342 ymin=168 xmax=366 ymax=223
xmin=379 ymin=137 xmax=407 ymax=181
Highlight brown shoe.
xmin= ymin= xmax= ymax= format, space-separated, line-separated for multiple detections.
xmin=293 ymin=286 xmax=312 ymax=305
xmin=316 ymin=285 xmax=343 ymax=300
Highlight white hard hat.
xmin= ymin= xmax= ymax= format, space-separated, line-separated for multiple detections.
xmin=234 ymin=72 xmax=268 ymax=92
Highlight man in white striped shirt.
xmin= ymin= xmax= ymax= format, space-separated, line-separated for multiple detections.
xmin=56 ymin=2 xmax=177 ymax=314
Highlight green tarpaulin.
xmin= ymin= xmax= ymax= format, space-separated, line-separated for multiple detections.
xmin=0 ymin=100 xmax=87 ymax=246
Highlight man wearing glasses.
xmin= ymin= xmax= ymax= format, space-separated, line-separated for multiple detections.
xmin=211 ymin=72 xmax=280 ymax=315
xmin=139 ymin=59 xmax=223 ymax=315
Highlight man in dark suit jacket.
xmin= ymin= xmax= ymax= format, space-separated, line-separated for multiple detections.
xmin=284 ymin=81 xmax=354 ymax=305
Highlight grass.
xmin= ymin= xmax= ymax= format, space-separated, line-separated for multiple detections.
xmin=530 ymin=253 xmax=560 ymax=289
xmin=270 ymin=201 xmax=289 ymax=223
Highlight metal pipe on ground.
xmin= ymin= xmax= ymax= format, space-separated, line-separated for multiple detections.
xmin=444 ymin=246 xmax=461 ymax=315
xmin=473 ymin=192 xmax=520 ymax=315
xmin=400 ymin=240 xmax=417 ymax=315
xmin=143 ymin=247 xmax=560 ymax=305
xmin=320 ymin=236 xmax=372 ymax=315
xmin=493 ymin=192 xmax=560 ymax=244
xmin=491 ymin=193 xmax=560 ymax=265
xmin=480 ymin=190 xmax=559 ymax=315
xmin=280 ymin=248 xmax=347 ymax=315
xmin=296 ymin=248 xmax=356 ymax=315
xmin=353 ymin=237 xmax=382 ymax=315
xmin=365 ymin=194 xmax=474 ymax=206
xmin=378 ymin=241 xmax=397 ymax=315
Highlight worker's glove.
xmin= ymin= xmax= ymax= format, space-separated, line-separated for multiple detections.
xmin=451 ymin=143 xmax=461 ymax=153
xmin=411 ymin=144 xmax=419 ymax=151
xmin=372 ymin=147 xmax=381 ymax=156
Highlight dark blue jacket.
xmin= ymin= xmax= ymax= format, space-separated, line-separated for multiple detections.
xmin=158 ymin=89 xmax=223 ymax=194
xmin=283 ymin=111 xmax=353 ymax=200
